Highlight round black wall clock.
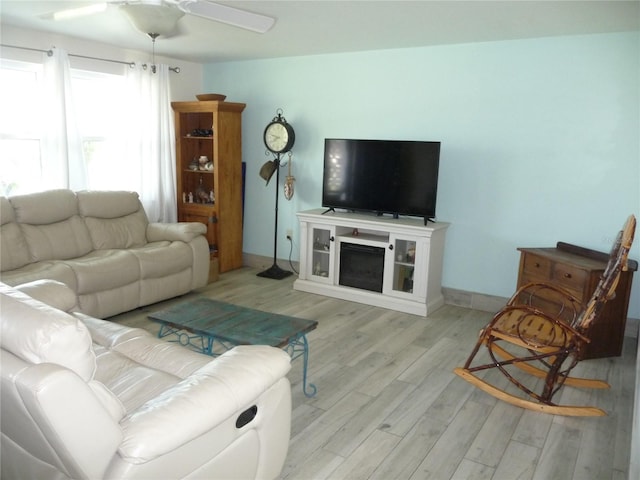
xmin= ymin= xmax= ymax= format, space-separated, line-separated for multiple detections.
xmin=263 ymin=111 xmax=295 ymax=154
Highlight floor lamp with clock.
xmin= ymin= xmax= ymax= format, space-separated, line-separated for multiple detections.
xmin=257 ymin=109 xmax=296 ymax=279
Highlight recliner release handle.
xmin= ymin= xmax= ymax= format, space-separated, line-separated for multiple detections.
xmin=236 ymin=405 xmax=258 ymax=428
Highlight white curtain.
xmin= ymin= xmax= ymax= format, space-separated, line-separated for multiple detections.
xmin=41 ymin=48 xmax=86 ymax=190
xmin=39 ymin=53 xmax=176 ymax=222
xmin=124 ymin=63 xmax=177 ymax=222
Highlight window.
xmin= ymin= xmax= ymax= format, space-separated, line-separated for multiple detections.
xmin=0 ymin=60 xmax=43 ymax=196
xmin=0 ymin=59 xmax=131 ymax=195
xmin=71 ymin=70 xmax=134 ymax=190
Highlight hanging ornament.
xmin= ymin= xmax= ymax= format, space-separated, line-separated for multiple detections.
xmin=284 ymin=151 xmax=295 ymax=200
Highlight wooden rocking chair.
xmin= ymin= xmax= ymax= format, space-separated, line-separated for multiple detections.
xmin=454 ymin=215 xmax=636 ymax=416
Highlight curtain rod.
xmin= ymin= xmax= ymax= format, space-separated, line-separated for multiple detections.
xmin=0 ymin=44 xmax=180 ymax=73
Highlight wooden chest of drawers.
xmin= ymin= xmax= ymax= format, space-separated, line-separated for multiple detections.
xmin=517 ymin=242 xmax=636 ymax=359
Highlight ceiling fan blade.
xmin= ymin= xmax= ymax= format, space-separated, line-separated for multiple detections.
xmin=42 ymin=2 xmax=108 ymax=21
xmin=178 ymin=0 xmax=275 ymax=33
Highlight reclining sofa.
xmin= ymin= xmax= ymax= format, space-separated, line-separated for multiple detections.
xmin=1 ymin=280 xmax=292 ymax=479
xmin=0 ymin=189 xmax=209 ymax=318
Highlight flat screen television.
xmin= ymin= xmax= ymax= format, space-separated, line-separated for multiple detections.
xmin=322 ymin=138 xmax=441 ymax=224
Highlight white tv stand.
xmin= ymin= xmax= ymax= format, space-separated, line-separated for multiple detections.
xmin=293 ymin=209 xmax=449 ymax=316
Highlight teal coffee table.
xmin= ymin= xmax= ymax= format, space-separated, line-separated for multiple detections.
xmin=148 ymin=298 xmax=318 ymax=397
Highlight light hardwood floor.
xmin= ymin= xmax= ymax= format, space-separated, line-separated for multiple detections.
xmin=111 ymin=267 xmax=636 ymax=480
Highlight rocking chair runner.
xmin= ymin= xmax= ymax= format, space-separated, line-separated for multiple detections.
xmin=454 ymin=215 xmax=636 ymax=416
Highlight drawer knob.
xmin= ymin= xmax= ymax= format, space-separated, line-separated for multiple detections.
xmin=564 ymin=273 xmax=572 ymax=279
xmin=534 ymin=262 xmax=540 ymax=268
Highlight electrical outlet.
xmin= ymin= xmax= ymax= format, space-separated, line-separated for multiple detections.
xmin=286 ymin=229 xmax=293 ymax=240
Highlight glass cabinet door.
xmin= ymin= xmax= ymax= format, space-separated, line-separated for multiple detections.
xmin=384 ymin=234 xmax=427 ymax=301
xmin=309 ymin=225 xmax=335 ymax=283
xmin=390 ymin=238 xmax=417 ymax=294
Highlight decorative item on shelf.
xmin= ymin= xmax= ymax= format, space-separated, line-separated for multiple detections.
xmin=182 ymin=192 xmax=186 ymax=203
xmin=284 ymin=151 xmax=295 ymax=200
xmin=204 ymin=162 xmax=213 ymax=171
xmin=196 ymin=177 xmax=210 ymax=204
xmin=198 ymin=155 xmax=209 ymax=170
xmin=188 ymin=192 xmax=194 ymax=203
xmin=189 ymin=157 xmax=199 ymax=170
xmin=196 ymin=94 xmax=226 ymax=101
xmin=403 ymin=270 xmax=414 ymax=293
xmin=187 ymin=129 xmax=213 ymax=137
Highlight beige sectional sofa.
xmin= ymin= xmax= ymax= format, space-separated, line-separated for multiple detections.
xmin=1 ymin=280 xmax=292 ymax=479
xmin=0 ymin=189 xmax=209 ymax=318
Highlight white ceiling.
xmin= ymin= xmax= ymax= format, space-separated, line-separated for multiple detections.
xmin=1 ymin=1 xmax=639 ymax=63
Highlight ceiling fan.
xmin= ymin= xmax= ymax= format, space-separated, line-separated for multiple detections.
xmin=50 ymin=0 xmax=276 ymax=37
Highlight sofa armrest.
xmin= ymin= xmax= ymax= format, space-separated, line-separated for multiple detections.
xmin=146 ymin=222 xmax=206 ymax=243
xmin=118 ymin=345 xmax=291 ymax=463
xmin=13 ymin=279 xmax=78 ymax=312
xmin=13 ymin=362 xmax=123 ymax=479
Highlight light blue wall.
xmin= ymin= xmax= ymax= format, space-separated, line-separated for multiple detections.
xmin=204 ymin=32 xmax=640 ymax=317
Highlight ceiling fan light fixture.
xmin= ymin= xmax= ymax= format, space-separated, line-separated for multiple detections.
xmin=120 ymin=3 xmax=185 ymax=36
xmin=178 ymin=0 xmax=275 ymax=33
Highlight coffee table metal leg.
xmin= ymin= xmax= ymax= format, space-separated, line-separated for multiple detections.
xmin=157 ymin=322 xmax=317 ymax=397
xmin=286 ymin=334 xmax=317 ymax=398
xmin=158 ymin=323 xmax=209 ymax=354
xmin=204 ymin=335 xmax=214 ymax=355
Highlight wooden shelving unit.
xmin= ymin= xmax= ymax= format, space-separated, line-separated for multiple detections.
xmin=172 ymin=100 xmax=246 ymax=273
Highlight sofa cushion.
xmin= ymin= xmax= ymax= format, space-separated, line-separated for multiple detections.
xmin=79 ymin=314 xmax=151 ymax=348
xmin=0 ymin=261 xmax=78 ymax=291
xmin=83 ymin=211 xmax=149 ymax=250
xmin=0 ymin=223 xmax=31 ymax=271
xmin=10 ymin=189 xmax=79 ymax=225
xmin=91 ymin=346 xmax=187 ymax=412
xmin=0 ymin=197 xmax=31 ymax=271
xmin=81 ymin=314 xmax=211 ymax=411
xmin=80 ymin=316 xmax=210 ymax=378
xmin=9 ymin=190 xmax=93 ymax=261
xmin=147 ymin=222 xmax=207 ymax=243
xmin=14 ymin=279 xmax=77 ymax=312
xmin=106 ymin=328 xmax=211 ymax=379
xmin=62 ymin=250 xmax=140 ymax=294
xmin=20 ymin=216 xmax=94 ymax=262
xmin=132 ymin=241 xmax=193 ymax=279
xmin=0 ymin=283 xmax=96 ymax=381
xmin=78 ymin=190 xmax=149 ymax=249
xmin=77 ymin=190 xmax=141 ymax=219
xmin=1 ymin=196 xmax=15 ymax=225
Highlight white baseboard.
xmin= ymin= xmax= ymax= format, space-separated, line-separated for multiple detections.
xmin=241 ymin=253 xmax=639 ymax=333
xmin=442 ymin=287 xmax=508 ymax=313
